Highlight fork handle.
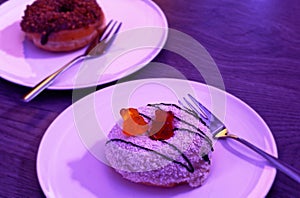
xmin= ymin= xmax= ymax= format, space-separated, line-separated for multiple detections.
xmin=23 ymin=55 xmax=86 ymax=102
xmin=227 ymin=134 xmax=300 ymax=183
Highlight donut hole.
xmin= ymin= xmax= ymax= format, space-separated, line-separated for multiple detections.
xmin=58 ymin=4 xmax=74 ymax=13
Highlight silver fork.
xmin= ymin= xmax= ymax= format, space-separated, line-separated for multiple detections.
xmin=180 ymin=94 xmax=300 ymax=183
xmin=23 ymin=20 xmax=122 ymax=102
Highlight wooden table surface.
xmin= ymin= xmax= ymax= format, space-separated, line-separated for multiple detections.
xmin=0 ymin=0 xmax=299 ymax=197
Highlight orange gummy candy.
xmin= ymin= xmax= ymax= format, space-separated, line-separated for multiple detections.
xmin=120 ymin=108 xmax=149 ymax=136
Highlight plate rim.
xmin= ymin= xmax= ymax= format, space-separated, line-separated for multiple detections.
xmin=0 ymin=0 xmax=169 ymax=90
xmin=36 ymin=78 xmax=278 ymax=197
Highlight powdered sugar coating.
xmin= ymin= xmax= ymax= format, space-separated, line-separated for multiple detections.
xmin=105 ymin=103 xmax=213 ymax=187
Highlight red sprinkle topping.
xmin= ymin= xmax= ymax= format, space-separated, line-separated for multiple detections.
xmin=20 ymin=0 xmax=103 ymax=33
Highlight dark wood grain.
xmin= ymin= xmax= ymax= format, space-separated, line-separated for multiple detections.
xmin=1 ymin=0 xmax=299 ymax=197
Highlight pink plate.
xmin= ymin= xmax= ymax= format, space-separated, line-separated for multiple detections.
xmin=37 ymin=78 xmax=277 ymax=198
xmin=0 ymin=0 xmax=168 ymax=89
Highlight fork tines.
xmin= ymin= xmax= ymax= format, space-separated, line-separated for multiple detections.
xmin=187 ymin=94 xmax=211 ymax=119
xmin=100 ymin=20 xmax=122 ymax=43
xmin=87 ymin=20 xmax=122 ymax=56
xmin=179 ymin=94 xmax=217 ymax=128
xmin=180 ymin=94 xmax=210 ymax=121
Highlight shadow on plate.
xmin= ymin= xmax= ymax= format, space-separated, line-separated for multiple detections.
xmin=0 ymin=20 xmax=71 ymax=59
xmin=0 ymin=21 xmax=24 ymax=58
xmin=220 ymin=138 xmax=271 ymax=168
xmin=68 ymin=141 xmax=194 ymax=198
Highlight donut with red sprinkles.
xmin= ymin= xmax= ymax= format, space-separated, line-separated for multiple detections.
xmin=20 ymin=0 xmax=105 ymax=52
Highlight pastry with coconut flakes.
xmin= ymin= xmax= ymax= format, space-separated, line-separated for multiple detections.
xmin=105 ymin=103 xmax=214 ymax=187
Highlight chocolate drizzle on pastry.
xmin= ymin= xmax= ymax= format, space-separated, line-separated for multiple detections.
xmin=40 ymin=30 xmax=53 ymax=45
xmin=106 ymin=103 xmax=214 ymax=173
xmin=106 ymin=138 xmax=195 ymax=173
xmin=147 ymin=103 xmax=213 ymax=149
xmin=202 ymin=154 xmax=210 ymax=164
xmin=147 ymin=103 xmax=207 ymax=126
xmin=138 ymin=113 xmax=152 ymax=122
